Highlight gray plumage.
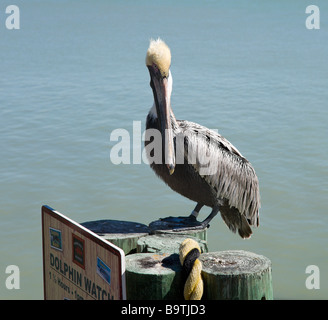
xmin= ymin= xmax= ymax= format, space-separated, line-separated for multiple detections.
xmin=179 ymin=119 xmax=260 ymax=226
xmin=145 ymin=110 xmax=261 ymax=238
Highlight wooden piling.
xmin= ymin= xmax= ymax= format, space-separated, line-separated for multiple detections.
xmin=137 ymin=234 xmax=208 ymax=254
xmin=125 ymin=252 xmax=183 ymax=300
xmin=149 ymin=217 xmax=207 ymax=241
xmin=125 ymin=249 xmax=273 ymax=300
xmin=200 ymin=250 xmax=273 ymax=300
xmin=81 ymin=219 xmax=150 ymax=255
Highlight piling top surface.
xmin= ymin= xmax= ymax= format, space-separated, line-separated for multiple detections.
xmin=200 ymin=250 xmax=271 ymax=275
xmin=137 ymin=234 xmax=208 ymax=254
xmin=149 ymin=216 xmax=206 ymax=233
xmin=125 ymin=252 xmax=181 ymax=275
xmin=81 ymin=219 xmax=150 ymax=238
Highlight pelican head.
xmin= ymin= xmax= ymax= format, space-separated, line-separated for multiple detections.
xmin=146 ymin=38 xmax=175 ymax=175
xmin=146 ymin=38 xmax=171 ymax=78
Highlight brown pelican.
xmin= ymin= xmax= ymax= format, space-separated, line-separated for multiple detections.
xmin=145 ymin=38 xmax=260 ymax=238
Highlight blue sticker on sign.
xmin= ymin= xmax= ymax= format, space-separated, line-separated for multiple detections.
xmin=97 ymin=257 xmax=111 ymax=285
xmin=49 ymin=227 xmax=62 ymax=251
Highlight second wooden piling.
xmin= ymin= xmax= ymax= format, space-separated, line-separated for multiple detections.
xmin=200 ymin=250 xmax=273 ymax=300
xmin=125 ymin=252 xmax=183 ymax=300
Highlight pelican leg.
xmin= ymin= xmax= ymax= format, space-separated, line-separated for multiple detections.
xmin=201 ymin=206 xmax=220 ymax=228
xmin=189 ymin=203 xmax=204 ymax=220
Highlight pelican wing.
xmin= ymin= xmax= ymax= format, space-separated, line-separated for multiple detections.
xmin=177 ymin=120 xmax=260 ymax=227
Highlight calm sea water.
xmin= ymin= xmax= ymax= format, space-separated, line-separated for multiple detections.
xmin=0 ymin=0 xmax=327 ymax=299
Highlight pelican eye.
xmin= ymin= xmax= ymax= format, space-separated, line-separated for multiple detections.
xmin=152 ymin=63 xmax=159 ymax=71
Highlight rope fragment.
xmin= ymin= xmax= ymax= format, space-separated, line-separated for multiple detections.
xmin=179 ymin=238 xmax=203 ymax=300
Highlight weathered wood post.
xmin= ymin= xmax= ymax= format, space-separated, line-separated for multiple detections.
xmin=81 ymin=219 xmax=150 ymax=255
xmin=200 ymin=250 xmax=273 ymax=300
xmin=149 ymin=217 xmax=207 ymax=241
xmin=125 ymin=252 xmax=183 ymax=300
xmin=125 ymin=249 xmax=273 ymax=300
xmin=137 ymin=234 xmax=208 ymax=254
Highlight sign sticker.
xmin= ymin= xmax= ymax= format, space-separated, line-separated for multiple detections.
xmin=49 ymin=227 xmax=62 ymax=251
xmin=72 ymin=234 xmax=85 ymax=269
xmin=97 ymin=257 xmax=111 ymax=285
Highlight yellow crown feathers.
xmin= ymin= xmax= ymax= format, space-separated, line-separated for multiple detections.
xmin=146 ymin=38 xmax=171 ymax=78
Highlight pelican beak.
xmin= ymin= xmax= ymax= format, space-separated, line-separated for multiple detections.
xmin=148 ymin=66 xmax=175 ymax=175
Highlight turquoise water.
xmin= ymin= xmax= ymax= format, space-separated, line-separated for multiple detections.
xmin=0 ymin=0 xmax=327 ymax=299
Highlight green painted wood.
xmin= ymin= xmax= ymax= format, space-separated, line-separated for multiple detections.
xmin=149 ymin=218 xmax=207 ymax=241
xmin=81 ymin=220 xmax=273 ymax=300
xmin=125 ymin=249 xmax=273 ymax=300
xmin=200 ymin=250 xmax=273 ymax=300
xmin=137 ymin=234 xmax=208 ymax=254
xmin=125 ymin=252 xmax=183 ymax=300
xmin=81 ymin=219 xmax=150 ymax=255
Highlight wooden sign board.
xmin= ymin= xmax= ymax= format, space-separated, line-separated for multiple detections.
xmin=42 ymin=205 xmax=126 ymax=300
